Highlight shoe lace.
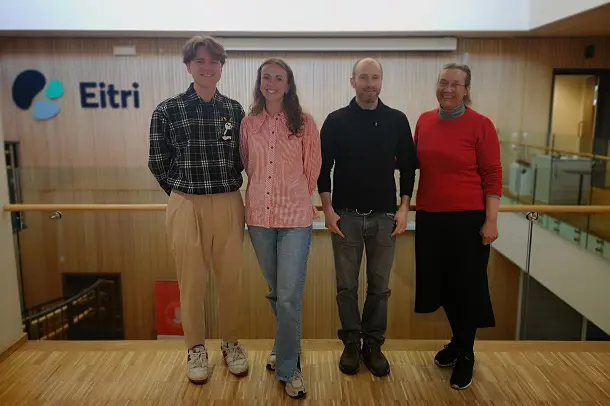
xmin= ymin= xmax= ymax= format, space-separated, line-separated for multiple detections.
xmin=347 ymin=342 xmax=361 ymax=353
xmin=289 ymin=368 xmax=304 ymax=387
xmin=442 ymin=340 xmax=459 ymax=352
xmin=225 ymin=343 xmax=246 ymax=362
xmin=188 ymin=350 xmax=205 ymax=368
xmin=456 ymin=354 xmax=473 ymax=364
xmin=364 ymin=343 xmax=381 ymax=356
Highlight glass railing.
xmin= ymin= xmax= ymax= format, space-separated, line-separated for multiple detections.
xmin=499 ymin=131 xmax=610 ymax=261
xmin=3 ymin=191 xmax=609 ymax=343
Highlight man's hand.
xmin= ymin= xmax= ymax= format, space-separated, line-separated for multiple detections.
xmin=324 ymin=207 xmax=345 ymax=238
xmin=391 ymin=206 xmax=408 ymax=236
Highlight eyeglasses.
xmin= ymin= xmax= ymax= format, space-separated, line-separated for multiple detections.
xmin=437 ymin=80 xmax=465 ymax=90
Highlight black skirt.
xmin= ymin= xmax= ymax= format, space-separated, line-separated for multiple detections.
xmin=414 ymin=210 xmax=495 ymax=328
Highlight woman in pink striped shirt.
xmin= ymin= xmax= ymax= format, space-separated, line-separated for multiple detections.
xmin=240 ymin=58 xmax=321 ymax=399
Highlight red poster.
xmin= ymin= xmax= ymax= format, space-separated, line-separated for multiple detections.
xmin=154 ymin=280 xmax=184 ymax=337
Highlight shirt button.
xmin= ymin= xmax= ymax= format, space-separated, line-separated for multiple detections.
xmin=270 ymin=161 xmax=273 ymax=164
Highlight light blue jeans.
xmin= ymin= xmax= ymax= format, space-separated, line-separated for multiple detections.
xmin=248 ymin=225 xmax=312 ymax=381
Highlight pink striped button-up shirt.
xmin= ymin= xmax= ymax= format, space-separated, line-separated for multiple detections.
xmin=240 ymin=110 xmax=322 ymax=228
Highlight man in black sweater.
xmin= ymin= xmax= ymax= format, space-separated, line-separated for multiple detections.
xmin=317 ymin=58 xmax=417 ymax=377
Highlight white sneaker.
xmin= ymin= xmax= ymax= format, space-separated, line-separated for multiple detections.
xmin=187 ymin=345 xmax=208 ymax=384
xmin=266 ymin=352 xmax=276 ymax=371
xmin=284 ymin=368 xmax=307 ymax=399
xmin=268 ymin=350 xmax=303 ymax=372
xmin=221 ymin=341 xmax=249 ymax=376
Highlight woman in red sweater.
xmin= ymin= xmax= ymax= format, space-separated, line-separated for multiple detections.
xmin=413 ymin=63 xmax=502 ymax=390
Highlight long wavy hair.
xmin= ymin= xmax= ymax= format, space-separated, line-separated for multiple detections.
xmin=249 ymin=58 xmax=304 ymax=136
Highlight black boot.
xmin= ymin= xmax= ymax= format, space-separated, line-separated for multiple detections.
xmin=362 ymin=342 xmax=390 ymax=377
xmin=434 ymin=340 xmax=459 ymax=367
xmin=339 ymin=341 xmax=361 ymax=375
xmin=450 ymin=354 xmax=475 ymax=390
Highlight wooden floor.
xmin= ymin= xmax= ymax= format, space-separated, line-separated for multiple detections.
xmin=1 ymin=339 xmax=609 ymax=405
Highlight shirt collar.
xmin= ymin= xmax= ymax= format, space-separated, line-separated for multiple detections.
xmin=250 ymin=108 xmax=287 ymax=132
xmin=185 ymin=82 xmax=223 ymax=106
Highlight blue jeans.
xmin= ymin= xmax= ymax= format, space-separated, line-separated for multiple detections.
xmin=248 ymin=225 xmax=312 ymax=381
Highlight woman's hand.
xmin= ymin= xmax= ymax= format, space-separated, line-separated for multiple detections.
xmin=480 ymin=220 xmax=498 ymax=245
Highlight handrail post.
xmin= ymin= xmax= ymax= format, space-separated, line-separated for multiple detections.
xmin=520 ymin=211 xmax=538 ymax=340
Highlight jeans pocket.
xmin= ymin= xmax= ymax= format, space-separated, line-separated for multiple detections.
xmin=335 ymin=209 xmax=346 ymax=227
xmin=375 ymin=213 xmax=396 ymax=246
xmin=384 ymin=212 xmax=397 ymax=229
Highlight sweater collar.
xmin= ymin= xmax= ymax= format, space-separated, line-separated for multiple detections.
xmin=349 ymin=97 xmax=385 ymax=112
xmin=438 ymin=103 xmax=466 ymax=120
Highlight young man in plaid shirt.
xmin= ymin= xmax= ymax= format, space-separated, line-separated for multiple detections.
xmin=148 ymin=36 xmax=248 ymax=384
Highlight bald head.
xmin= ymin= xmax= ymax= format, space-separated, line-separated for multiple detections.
xmin=352 ymin=58 xmax=383 ymax=78
xmin=350 ymin=58 xmax=383 ymax=108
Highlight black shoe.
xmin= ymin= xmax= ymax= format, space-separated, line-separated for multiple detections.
xmin=362 ymin=342 xmax=390 ymax=377
xmin=450 ymin=355 xmax=475 ymax=390
xmin=434 ymin=341 xmax=459 ymax=367
xmin=339 ymin=341 xmax=361 ymax=375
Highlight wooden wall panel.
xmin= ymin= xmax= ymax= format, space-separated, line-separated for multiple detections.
xmin=3 ymin=35 xmax=605 ymax=340
xmin=2 ymin=37 xmax=610 ymax=167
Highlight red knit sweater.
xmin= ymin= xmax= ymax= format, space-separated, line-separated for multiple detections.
xmin=414 ymin=107 xmax=502 ymax=212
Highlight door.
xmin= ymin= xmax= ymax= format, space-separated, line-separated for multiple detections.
xmin=592 ymin=72 xmax=610 ymax=188
xmin=578 ymin=76 xmax=597 ymax=155
xmin=548 ymin=70 xmax=610 ymax=190
xmin=549 ymin=74 xmax=598 ymax=153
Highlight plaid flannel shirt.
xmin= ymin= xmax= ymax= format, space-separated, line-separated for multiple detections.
xmin=148 ymin=83 xmax=245 ymax=195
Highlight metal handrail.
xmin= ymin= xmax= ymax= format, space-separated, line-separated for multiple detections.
xmin=22 ymin=279 xmax=112 ymax=324
xmin=3 ymin=203 xmax=610 ymax=214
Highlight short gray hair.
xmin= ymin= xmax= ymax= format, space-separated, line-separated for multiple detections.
xmin=440 ymin=63 xmax=472 ymax=105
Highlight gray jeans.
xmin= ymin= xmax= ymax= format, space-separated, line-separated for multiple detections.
xmin=331 ymin=209 xmax=396 ymax=346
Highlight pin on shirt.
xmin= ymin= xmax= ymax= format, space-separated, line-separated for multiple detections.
xmin=222 ymin=122 xmax=233 ymax=140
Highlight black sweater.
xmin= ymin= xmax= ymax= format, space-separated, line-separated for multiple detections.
xmin=317 ymin=98 xmax=417 ymax=213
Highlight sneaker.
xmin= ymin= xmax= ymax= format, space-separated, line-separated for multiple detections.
xmin=267 ymin=351 xmax=303 ymax=372
xmin=187 ymin=345 xmax=208 ymax=384
xmin=362 ymin=342 xmax=390 ymax=377
xmin=266 ymin=352 xmax=276 ymax=371
xmin=283 ymin=368 xmax=307 ymax=399
xmin=435 ymin=341 xmax=459 ymax=367
xmin=450 ymin=355 xmax=475 ymax=390
xmin=339 ymin=341 xmax=361 ymax=375
xmin=221 ymin=341 xmax=249 ymax=377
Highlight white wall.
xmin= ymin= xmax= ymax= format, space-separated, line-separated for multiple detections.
xmin=0 ymin=98 xmax=24 ymax=353
xmin=4 ymin=0 xmax=609 ymax=35
xmin=494 ymin=212 xmax=610 ymax=335
xmin=0 ymin=0 xmax=529 ymax=34
xmin=529 ymin=0 xmax=610 ymax=28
